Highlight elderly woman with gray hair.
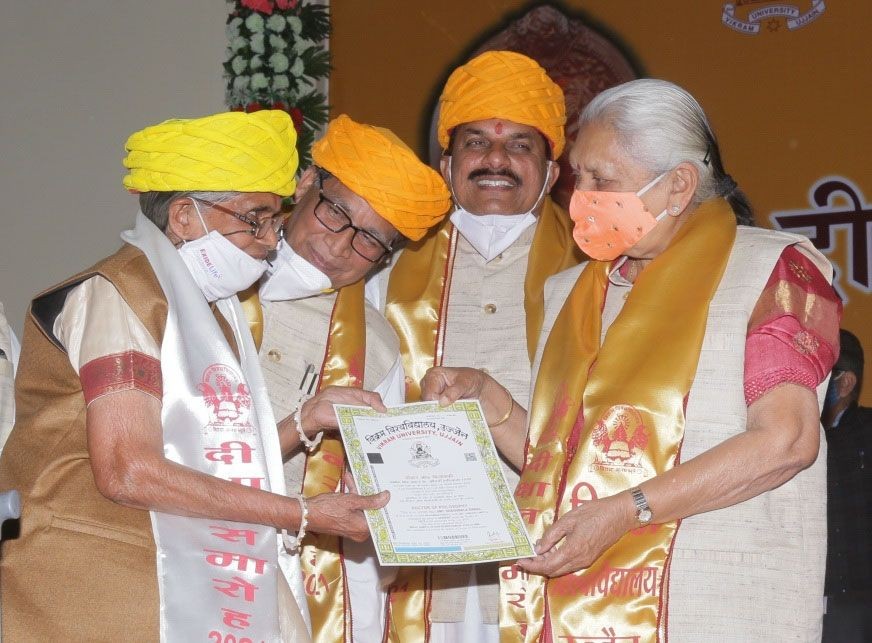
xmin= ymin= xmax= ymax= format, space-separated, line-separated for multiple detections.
xmin=422 ymin=79 xmax=841 ymax=641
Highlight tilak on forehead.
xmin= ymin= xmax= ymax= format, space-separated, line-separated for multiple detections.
xmin=495 ymin=121 xmax=504 ymax=135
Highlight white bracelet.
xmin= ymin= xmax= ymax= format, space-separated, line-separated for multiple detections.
xmin=283 ymin=495 xmax=309 ymax=552
xmin=293 ymin=394 xmax=323 ymax=452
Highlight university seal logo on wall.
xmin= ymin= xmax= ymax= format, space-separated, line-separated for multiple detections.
xmin=590 ymin=405 xmax=649 ymax=474
xmin=722 ymin=0 xmax=825 ymax=34
xmin=198 ymin=364 xmax=253 ymax=429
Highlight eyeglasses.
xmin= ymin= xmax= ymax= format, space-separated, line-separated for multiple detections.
xmin=193 ymin=198 xmax=284 ymax=240
xmin=312 ymin=174 xmax=393 ymax=263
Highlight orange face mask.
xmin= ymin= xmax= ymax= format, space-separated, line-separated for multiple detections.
xmin=569 ymin=171 xmax=668 ymax=260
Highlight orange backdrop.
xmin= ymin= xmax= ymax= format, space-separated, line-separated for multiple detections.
xmin=330 ymin=1 xmax=872 ymax=403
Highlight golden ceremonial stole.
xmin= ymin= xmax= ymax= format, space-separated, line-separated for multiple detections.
xmin=238 ymin=284 xmax=264 ymax=350
xmin=299 ymin=279 xmax=367 ymax=643
xmin=382 ymin=198 xmax=584 ymax=642
xmin=501 ymin=200 xmax=736 ymax=643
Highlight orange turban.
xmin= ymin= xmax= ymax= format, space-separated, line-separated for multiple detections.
xmin=312 ymin=115 xmax=450 ymax=241
xmin=123 ymin=110 xmax=299 ymax=196
xmin=437 ymin=50 xmax=566 ymax=157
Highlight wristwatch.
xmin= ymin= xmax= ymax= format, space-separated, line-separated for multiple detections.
xmin=630 ymin=487 xmax=653 ymax=525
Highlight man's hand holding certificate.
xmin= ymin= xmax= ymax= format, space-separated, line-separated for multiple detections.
xmin=334 ymin=399 xmax=534 ymax=566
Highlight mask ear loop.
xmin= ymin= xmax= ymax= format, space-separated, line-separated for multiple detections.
xmin=637 ymin=170 xmax=676 ymax=221
xmin=528 ymin=161 xmax=552 ymax=214
xmin=189 ymin=198 xmax=211 ymax=235
xmin=446 ymin=160 xmax=462 ymax=208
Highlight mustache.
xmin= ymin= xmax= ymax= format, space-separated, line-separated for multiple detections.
xmin=467 ymin=168 xmax=522 ymax=185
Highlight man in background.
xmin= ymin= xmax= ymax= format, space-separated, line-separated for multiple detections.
xmin=822 ymin=328 xmax=872 ymax=641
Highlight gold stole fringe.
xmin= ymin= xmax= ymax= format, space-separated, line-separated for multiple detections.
xmin=298 ymin=280 xmax=367 ymax=643
xmin=501 ymin=200 xmax=736 ymax=643
xmin=382 ymin=198 xmax=584 ymax=642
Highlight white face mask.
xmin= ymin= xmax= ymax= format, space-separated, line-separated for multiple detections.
xmin=177 ymin=201 xmax=269 ymax=302
xmin=259 ymin=241 xmax=333 ymax=301
xmin=447 ymin=161 xmax=551 ymax=262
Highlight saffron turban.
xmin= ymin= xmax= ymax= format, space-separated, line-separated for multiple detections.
xmin=312 ymin=114 xmax=450 ymax=241
xmin=437 ymin=50 xmax=566 ymax=157
xmin=123 ymin=110 xmax=299 ymax=196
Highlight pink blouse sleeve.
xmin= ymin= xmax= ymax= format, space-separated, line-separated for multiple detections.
xmin=743 ymin=245 xmax=842 ymax=406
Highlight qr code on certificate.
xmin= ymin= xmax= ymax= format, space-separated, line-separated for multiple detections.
xmin=464 ymin=452 xmax=477 ymax=462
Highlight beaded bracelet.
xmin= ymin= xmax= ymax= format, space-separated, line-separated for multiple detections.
xmin=283 ymin=495 xmax=309 ymax=552
xmin=293 ymin=394 xmax=323 ymax=452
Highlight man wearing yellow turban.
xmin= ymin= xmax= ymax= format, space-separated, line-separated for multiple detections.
xmin=252 ymin=114 xmax=451 ymax=643
xmin=0 ymin=110 xmax=391 ymax=642
xmin=377 ymin=50 xmax=585 ymax=642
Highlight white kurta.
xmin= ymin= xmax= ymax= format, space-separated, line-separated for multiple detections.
xmin=535 ymin=227 xmax=830 ymax=642
xmin=259 ymin=292 xmax=403 ymax=643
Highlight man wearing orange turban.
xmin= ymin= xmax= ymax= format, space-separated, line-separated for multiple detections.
xmin=0 ymin=110 xmax=393 ymax=642
xmin=253 ymin=114 xmax=450 ymax=643
xmin=377 ymin=50 xmax=585 ymax=642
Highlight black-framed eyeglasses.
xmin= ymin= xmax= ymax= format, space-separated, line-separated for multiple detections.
xmin=193 ymin=198 xmax=284 ymax=240
xmin=312 ymin=174 xmax=393 ymax=263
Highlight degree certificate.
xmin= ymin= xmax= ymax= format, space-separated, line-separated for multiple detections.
xmin=334 ymin=399 xmax=534 ymax=566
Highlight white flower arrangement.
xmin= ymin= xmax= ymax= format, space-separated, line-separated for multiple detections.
xmin=251 ymin=72 xmax=269 ymax=90
xmin=290 ymin=57 xmax=304 ymax=78
xmin=224 ymin=1 xmax=331 ymax=166
xmin=266 ymin=14 xmax=286 ymax=31
xmin=273 ymin=75 xmax=291 ymax=90
xmin=244 ymin=13 xmax=265 ymax=33
xmin=231 ymin=56 xmax=248 ymax=74
xmin=250 ymin=33 xmax=265 ymax=54
xmin=269 ymin=34 xmax=287 ymax=49
xmin=269 ymin=52 xmax=290 ymax=73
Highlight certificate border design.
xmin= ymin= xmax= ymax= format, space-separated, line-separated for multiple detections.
xmin=336 ymin=400 xmax=534 ymax=566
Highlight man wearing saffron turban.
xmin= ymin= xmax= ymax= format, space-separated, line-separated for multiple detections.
xmin=252 ymin=114 xmax=452 ymax=643
xmin=0 ymin=110 xmax=392 ymax=642
xmin=374 ymin=50 xmax=585 ymax=643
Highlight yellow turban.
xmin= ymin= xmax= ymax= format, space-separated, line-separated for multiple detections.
xmin=312 ymin=115 xmax=450 ymax=241
xmin=437 ymin=50 xmax=566 ymax=157
xmin=123 ymin=110 xmax=299 ymax=197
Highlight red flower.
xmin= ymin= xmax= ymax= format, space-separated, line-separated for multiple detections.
xmin=288 ymin=107 xmax=304 ymax=134
xmin=275 ymin=0 xmax=298 ymax=9
xmin=241 ymin=0 xmax=274 ymax=15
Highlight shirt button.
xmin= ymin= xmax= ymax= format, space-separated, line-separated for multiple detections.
xmin=267 ymin=349 xmax=281 ymax=362
xmin=484 ymin=303 xmax=497 ymax=314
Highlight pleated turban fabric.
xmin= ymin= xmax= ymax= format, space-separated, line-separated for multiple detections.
xmin=312 ymin=114 xmax=450 ymax=241
xmin=123 ymin=110 xmax=299 ymax=197
xmin=437 ymin=50 xmax=566 ymax=157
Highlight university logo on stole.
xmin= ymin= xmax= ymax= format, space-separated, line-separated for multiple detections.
xmin=198 ymin=364 xmax=254 ymax=431
xmin=590 ymin=404 xmax=650 ymax=474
